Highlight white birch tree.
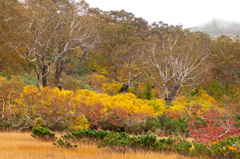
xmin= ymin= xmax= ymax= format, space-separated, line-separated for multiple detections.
xmin=146 ymin=29 xmax=211 ymax=107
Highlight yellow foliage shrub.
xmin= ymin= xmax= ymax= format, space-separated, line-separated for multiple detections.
xmin=146 ymin=97 xmax=187 ymax=115
xmin=72 ymin=115 xmax=90 ymax=131
xmin=189 ymin=90 xmax=218 ymax=115
xmin=86 ymin=73 xmax=122 ymax=95
xmin=0 ymin=77 xmax=24 ymax=119
xmin=32 ymin=117 xmax=45 ymax=128
xmin=16 ymin=86 xmax=78 ymax=130
xmin=103 ymin=83 xmax=122 ymax=95
xmin=170 ymin=97 xmax=187 ymax=113
xmin=146 ymin=99 xmax=167 ymax=115
xmin=110 ymin=93 xmax=154 ymax=115
xmin=86 ymin=73 xmax=110 ymax=90
xmin=13 ymin=84 xmax=220 ymax=131
xmin=197 ymin=90 xmax=217 ymax=105
xmin=75 ymin=90 xmax=155 ymax=115
xmin=74 ymin=88 xmax=214 ymax=117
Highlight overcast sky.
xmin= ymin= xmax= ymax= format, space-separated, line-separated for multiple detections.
xmin=85 ymin=0 xmax=240 ymax=28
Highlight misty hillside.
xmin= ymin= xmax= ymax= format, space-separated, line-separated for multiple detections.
xmin=190 ymin=19 xmax=240 ymax=38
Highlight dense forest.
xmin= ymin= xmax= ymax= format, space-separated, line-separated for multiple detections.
xmin=0 ymin=0 xmax=240 ymax=157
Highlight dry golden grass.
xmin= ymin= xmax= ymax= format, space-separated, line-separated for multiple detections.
xmin=0 ymin=132 xmax=196 ymax=159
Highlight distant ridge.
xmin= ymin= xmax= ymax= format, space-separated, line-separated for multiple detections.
xmin=190 ymin=19 xmax=240 ymax=39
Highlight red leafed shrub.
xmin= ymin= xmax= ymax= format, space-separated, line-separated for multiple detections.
xmin=188 ymin=109 xmax=240 ymax=146
xmin=130 ymin=112 xmax=147 ymax=121
xmin=167 ymin=110 xmax=182 ymax=120
xmin=78 ymin=102 xmax=106 ymax=128
xmin=106 ymin=107 xmax=129 ymax=127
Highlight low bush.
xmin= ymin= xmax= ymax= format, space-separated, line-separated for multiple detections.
xmin=145 ymin=114 xmax=190 ymax=137
xmin=124 ymin=120 xmax=147 ymax=135
xmin=31 ymin=127 xmax=56 ymax=141
xmin=62 ymin=129 xmax=240 ymax=158
xmin=31 ymin=127 xmax=240 ymax=158
xmin=53 ymin=137 xmax=77 ymax=149
xmin=188 ymin=109 xmax=240 ymax=146
xmin=63 ymin=129 xmax=110 ymax=141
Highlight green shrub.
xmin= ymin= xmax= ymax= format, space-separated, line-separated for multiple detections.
xmin=63 ymin=129 xmax=110 ymax=141
xmin=235 ymin=115 xmax=240 ymax=128
xmin=31 ymin=127 xmax=56 ymax=141
xmin=97 ymin=131 xmax=130 ymax=153
xmin=53 ymin=137 xmax=77 ymax=149
xmin=31 ymin=128 xmax=240 ymax=158
xmin=67 ymin=129 xmax=240 ymax=158
xmin=124 ymin=120 xmax=147 ymax=135
xmin=145 ymin=115 xmax=190 ymax=137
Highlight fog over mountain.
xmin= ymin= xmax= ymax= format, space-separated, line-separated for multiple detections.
xmin=190 ymin=19 xmax=240 ymax=39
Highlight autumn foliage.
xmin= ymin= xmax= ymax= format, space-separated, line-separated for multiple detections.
xmin=188 ymin=109 xmax=240 ymax=146
xmin=0 ymin=0 xmax=240 ymax=158
xmin=0 ymin=75 xmax=235 ymax=132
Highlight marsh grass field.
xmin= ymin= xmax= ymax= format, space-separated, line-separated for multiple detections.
xmin=0 ymin=132 xmax=194 ymax=159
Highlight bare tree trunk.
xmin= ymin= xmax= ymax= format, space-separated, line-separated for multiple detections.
xmin=119 ymin=83 xmax=129 ymax=93
xmin=164 ymin=84 xmax=180 ymax=108
xmin=77 ymin=49 xmax=88 ymax=75
xmin=42 ymin=65 xmax=47 ymax=87
xmin=113 ymin=65 xmax=119 ymax=82
xmin=35 ymin=60 xmax=42 ymax=92
xmin=119 ymin=71 xmax=142 ymax=93
xmin=55 ymin=57 xmax=64 ymax=90
xmin=22 ymin=0 xmax=98 ymax=92
xmin=78 ymin=49 xmax=88 ymax=68
xmin=165 ymin=98 xmax=172 ymax=108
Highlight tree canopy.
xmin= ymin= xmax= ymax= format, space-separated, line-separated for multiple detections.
xmin=0 ymin=0 xmax=239 ymax=107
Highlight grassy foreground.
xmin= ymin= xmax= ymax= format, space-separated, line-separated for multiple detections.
xmin=0 ymin=132 xmax=195 ymax=159
xmin=0 ymin=132 xmax=194 ymax=159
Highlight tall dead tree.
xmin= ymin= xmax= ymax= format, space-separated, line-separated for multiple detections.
xmin=146 ymin=28 xmax=211 ymax=108
xmin=116 ymin=42 xmax=146 ymax=93
xmin=22 ymin=0 xmax=98 ymax=91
